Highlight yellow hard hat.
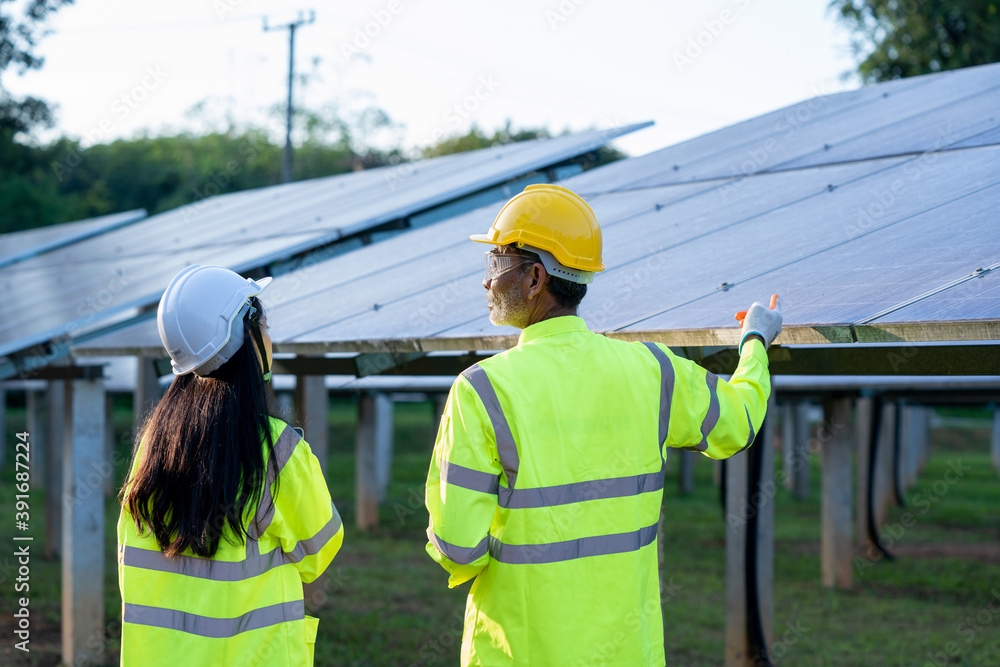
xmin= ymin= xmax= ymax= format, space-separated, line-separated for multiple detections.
xmin=471 ymin=184 xmax=605 ymax=280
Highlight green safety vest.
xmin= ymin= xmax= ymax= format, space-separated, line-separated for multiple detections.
xmin=425 ymin=316 xmax=770 ymax=666
xmin=118 ymin=418 xmax=343 ymax=666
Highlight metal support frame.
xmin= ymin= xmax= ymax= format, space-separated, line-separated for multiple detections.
xmin=821 ymin=397 xmax=853 ymax=589
xmin=725 ymin=396 xmax=775 ymax=666
xmin=992 ymin=405 xmax=1000 ymax=474
xmin=45 ymin=381 xmax=65 ymax=559
xmin=27 ymin=389 xmax=45 ymax=489
xmin=134 ymin=355 xmax=163 ymax=436
xmin=61 ymin=376 xmax=107 ymax=666
xmin=782 ymin=402 xmax=810 ymax=500
xmin=0 ymin=387 xmax=6 ymax=473
xmin=355 ymin=392 xmax=394 ymax=530
xmin=294 ymin=375 xmax=329 ymax=476
xmin=678 ymin=449 xmax=695 ymax=495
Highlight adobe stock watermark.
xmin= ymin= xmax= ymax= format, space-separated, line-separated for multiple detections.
xmin=180 ymin=129 xmax=276 ymax=223
xmin=383 ymin=74 xmax=502 ymax=191
xmin=845 ymin=123 xmax=959 ymax=240
xmin=578 ymin=578 xmax=682 ymax=666
xmin=853 ymin=458 xmax=970 ymax=575
xmin=757 ymin=618 xmax=809 ymax=665
xmin=13 ymin=268 xmax=136 ymax=379
xmin=673 ymin=0 xmax=754 ymax=72
xmin=213 ymin=0 xmax=244 ymax=19
xmin=728 ymin=412 xmax=848 ymax=531
xmin=544 ymin=0 xmax=589 ymax=32
xmin=410 ymin=278 xmax=467 ymax=330
xmin=340 ymin=1 xmax=405 ymax=63
xmin=51 ymin=65 xmax=169 ymax=182
xmin=716 ymin=85 xmax=830 ymax=203
xmin=586 ymin=250 xmax=669 ymax=331
xmin=923 ymin=589 xmax=1000 ymax=667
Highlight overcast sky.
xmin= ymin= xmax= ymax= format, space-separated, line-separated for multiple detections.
xmin=5 ymin=0 xmax=861 ymax=157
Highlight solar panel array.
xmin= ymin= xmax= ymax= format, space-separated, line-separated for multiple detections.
xmin=0 ymin=209 xmax=146 ymax=269
xmin=76 ymin=63 xmax=1000 ymax=361
xmin=1 ymin=124 xmax=646 ymax=366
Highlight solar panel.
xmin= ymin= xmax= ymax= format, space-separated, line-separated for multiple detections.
xmin=1 ymin=123 xmax=648 ymax=366
xmin=73 ymin=65 xmax=1000 ymax=367
xmin=566 ymin=62 xmax=999 ymax=194
xmin=0 ymin=209 xmax=146 ymax=268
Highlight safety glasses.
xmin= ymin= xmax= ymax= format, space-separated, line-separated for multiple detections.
xmin=484 ymin=251 xmax=533 ymax=281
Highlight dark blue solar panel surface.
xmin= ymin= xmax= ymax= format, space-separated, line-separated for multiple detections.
xmin=75 ymin=64 xmax=1000 ymax=356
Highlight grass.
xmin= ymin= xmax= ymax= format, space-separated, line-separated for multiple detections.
xmin=1 ymin=395 xmax=999 ymax=665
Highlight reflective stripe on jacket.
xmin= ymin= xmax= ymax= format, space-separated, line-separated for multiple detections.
xmin=118 ymin=418 xmax=343 ymax=666
xmin=425 ymin=315 xmax=770 ymax=666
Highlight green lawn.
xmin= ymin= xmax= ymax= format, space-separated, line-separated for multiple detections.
xmin=1 ymin=396 xmax=998 ymax=665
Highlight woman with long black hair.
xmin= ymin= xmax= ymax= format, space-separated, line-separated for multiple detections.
xmin=117 ymin=265 xmax=343 ymax=666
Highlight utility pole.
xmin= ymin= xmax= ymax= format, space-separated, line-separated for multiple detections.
xmin=263 ymin=10 xmax=315 ymax=184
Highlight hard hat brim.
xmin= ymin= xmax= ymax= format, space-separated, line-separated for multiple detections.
xmin=249 ymin=276 xmax=273 ymax=296
xmin=469 ymin=233 xmax=495 ymax=245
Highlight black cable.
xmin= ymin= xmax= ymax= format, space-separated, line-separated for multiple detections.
xmin=866 ymin=396 xmax=896 ymax=561
xmin=745 ymin=417 xmax=772 ymax=667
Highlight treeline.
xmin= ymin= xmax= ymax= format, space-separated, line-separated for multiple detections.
xmin=0 ymin=123 xmax=622 ymax=235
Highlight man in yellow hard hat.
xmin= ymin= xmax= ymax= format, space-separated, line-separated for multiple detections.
xmin=424 ymin=184 xmax=782 ymax=666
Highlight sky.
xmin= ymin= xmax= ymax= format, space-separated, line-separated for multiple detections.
xmin=5 ymin=0 xmax=862 ymax=158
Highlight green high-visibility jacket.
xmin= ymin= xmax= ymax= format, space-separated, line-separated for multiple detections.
xmin=118 ymin=418 xmax=343 ymax=666
xmin=425 ymin=316 xmax=770 ymax=666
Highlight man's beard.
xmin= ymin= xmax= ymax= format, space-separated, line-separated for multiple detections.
xmin=488 ymin=278 xmax=531 ymax=329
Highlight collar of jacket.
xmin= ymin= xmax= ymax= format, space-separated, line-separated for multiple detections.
xmin=517 ymin=315 xmax=590 ymax=346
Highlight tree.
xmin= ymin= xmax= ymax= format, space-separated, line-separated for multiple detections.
xmin=0 ymin=0 xmax=74 ymax=135
xmin=421 ymin=121 xmax=625 ymax=169
xmin=832 ymin=0 xmax=1000 ymax=82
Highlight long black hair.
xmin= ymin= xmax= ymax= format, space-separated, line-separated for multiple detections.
xmin=121 ymin=298 xmax=278 ymax=559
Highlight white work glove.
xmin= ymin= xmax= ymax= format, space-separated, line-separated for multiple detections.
xmin=736 ymin=294 xmax=782 ymax=353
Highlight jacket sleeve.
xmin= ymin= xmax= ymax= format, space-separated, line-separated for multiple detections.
xmin=425 ymin=375 xmax=503 ymax=587
xmin=266 ymin=435 xmax=344 ymax=583
xmin=658 ymin=338 xmax=771 ymax=460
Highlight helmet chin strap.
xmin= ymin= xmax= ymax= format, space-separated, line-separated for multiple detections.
xmin=246 ymin=304 xmax=272 ymax=383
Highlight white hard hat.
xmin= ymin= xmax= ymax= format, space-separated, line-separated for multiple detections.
xmin=157 ymin=265 xmax=272 ymax=376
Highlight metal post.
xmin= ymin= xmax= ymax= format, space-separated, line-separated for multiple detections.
xmin=105 ymin=393 xmax=115 ymax=496
xmin=874 ymin=401 xmax=895 ymax=529
xmin=821 ymin=397 xmax=853 ymax=589
xmin=891 ymin=400 xmax=906 ymax=507
xmin=134 ymin=356 xmax=162 ymax=437
xmin=678 ymin=449 xmax=695 ymax=495
xmin=920 ymin=407 xmax=932 ymax=472
xmin=991 ymin=405 xmax=1000 ymax=473
xmin=295 ymin=375 xmax=329 ymax=476
xmin=0 ymin=387 xmax=6 ymax=473
xmin=62 ymin=377 xmax=106 ymax=666
xmin=724 ymin=446 xmax=749 ymax=667
xmin=724 ymin=403 xmax=774 ymax=667
xmin=27 ymin=389 xmax=46 ymax=489
xmin=902 ymin=404 xmax=920 ymax=488
xmin=781 ymin=403 xmax=794 ymax=491
xmin=45 ymin=381 xmax=65 ymax=560
xmin=781 ymin=402 xmax=810 ymax=499
xmin=374 ymin=393 xmax=394 ymax=501
xmin=355 ymin=392 xmax=393 ymax=529
xmin=855 ymin=397 xmax=872 ymax=556
xmin=792 ymin=402 xmax=810 ymax=499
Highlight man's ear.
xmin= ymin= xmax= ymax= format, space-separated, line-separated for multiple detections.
xmin=525 ymin=263 xmax=547 ymax=301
